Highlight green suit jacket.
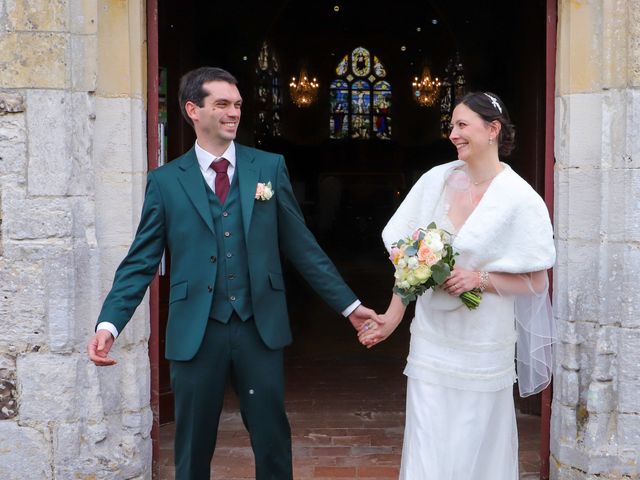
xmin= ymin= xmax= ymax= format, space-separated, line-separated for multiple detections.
xmin=97 ymin=144 xmax=357 ymax=361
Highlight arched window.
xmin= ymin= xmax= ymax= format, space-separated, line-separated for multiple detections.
xmin=329 ymin=47 xmax=392 ymax=140
xmin=255 ymin=41 xmax=282 ymax=141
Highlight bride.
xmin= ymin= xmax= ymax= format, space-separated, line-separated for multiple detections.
xmin=359 ymin=92 xmax=556 ymax=479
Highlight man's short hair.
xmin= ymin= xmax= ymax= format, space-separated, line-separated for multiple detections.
xmin=178 ymin=67 xmax=238 ymax=127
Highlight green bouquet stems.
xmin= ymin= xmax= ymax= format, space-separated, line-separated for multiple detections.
xmin=460 ymin=289 xmax=482 ymax=310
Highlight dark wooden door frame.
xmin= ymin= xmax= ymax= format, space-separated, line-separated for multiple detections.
xmin=146 ymin=0 xmax=161 ymax=478
xmin=541 ymin=0 xmax=557 ymax=479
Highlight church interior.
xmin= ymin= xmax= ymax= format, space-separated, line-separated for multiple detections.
xmin=156 ymin=0 xmax=549 ymax=476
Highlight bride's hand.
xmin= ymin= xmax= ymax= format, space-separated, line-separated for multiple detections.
xmin=358 ymin=312 xmax=402 ymax=348
xmin=442 ymin=267 xmax=479 ymax=296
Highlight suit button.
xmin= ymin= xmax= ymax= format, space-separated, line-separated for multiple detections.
xmin=207 ymin=285 xmax=213 ymax=293
xmin=226 ymin=252 xmax=232 ymax=258
xmin=224 ymin=231 xmax=231 ymax=237
xmin=230 ymin=295 xmax=236 ymax=301
xmin=228 ymin=274 xmax=236 ymax=280
xmin=210 ymin=256 xmax=217 ymax=263
xmin=222 ymin=211 xmax=229 ymax=217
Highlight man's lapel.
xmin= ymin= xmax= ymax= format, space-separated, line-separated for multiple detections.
xmin=236 ymin=144 xmax=259 ymax=238
xmin=176 ymin=148 xmax=215 ymax=235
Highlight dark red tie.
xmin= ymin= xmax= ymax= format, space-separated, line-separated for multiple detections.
xmin=211 ymin=158 xmax=230 ymax=204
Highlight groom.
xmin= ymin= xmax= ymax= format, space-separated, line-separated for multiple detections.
xmin=86 ymin=66 xmax=380 ymax=479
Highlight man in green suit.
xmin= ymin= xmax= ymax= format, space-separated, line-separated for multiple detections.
xmin=87 ymin=67 xmax=381 ymax=479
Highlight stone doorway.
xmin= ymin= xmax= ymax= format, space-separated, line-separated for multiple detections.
xmin=151 ymin=0 xmax=553 ymax=477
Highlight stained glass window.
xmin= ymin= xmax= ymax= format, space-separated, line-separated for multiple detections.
xmin=329 ymin=47 xmax=392 ymax=140
xmin=255 ymin=41 xmax=282 ymax=141
xmin=439 ymin=52 xmax=466 ymax=138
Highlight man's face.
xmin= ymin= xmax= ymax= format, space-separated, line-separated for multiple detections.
xmin=188 ymin=80 xmax=242 ymax=144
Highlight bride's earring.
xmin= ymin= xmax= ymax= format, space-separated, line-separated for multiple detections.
xmin=488 ymin=137 xmax=494 ymax=145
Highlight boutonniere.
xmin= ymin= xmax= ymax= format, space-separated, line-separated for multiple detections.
xmin=255 ymin=181 xmax=274 ymax=201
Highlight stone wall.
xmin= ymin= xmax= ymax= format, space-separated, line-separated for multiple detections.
xmin=552 ymin=0 xmax=640 ymax=478
xmin=0 ymin=0 xmax=151 ymax=478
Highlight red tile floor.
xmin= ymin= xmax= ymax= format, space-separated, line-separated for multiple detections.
xmin=159 ymin=256 xmax=543 ymax=479
xmin=158 ymin=326 xmax=542 ymax=479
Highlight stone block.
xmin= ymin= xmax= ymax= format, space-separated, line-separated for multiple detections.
xmin=601 ymin=169 xmax=635 ymax=243
xmin=559 ymin=341 xmax=581 ymax=372
xmin=586 ymin=381 xmax=615 ymax=413
xmin=93 ymin=346 xmax=150 ymax=418
xmin=94 ymin=180 xmax=144 ymax=249
xmin=557 ymin=241 xmax=601 ymax=323
xmin=69 ymin=92 xmax=95 ymax=195
xmin=5 ymin=0 xmax=68 ymax=31
xmin=70 ymin=0 xmax=98 ymax=34
xmin=96 ymin=2 xmax=145 ymax=99
xmin=630 ymin=1 xmax=640 ymax=87
xmin=0 ymin=258 xmax=46 ymax=351
xmin=557 ymin=0 xmax=603 ymax=95
xmin=562 ymin=168 xmax=606 ymax=243
xmin=626 ymin=170 xmax=640 ymax=243
xmin=618 ymin=328 xmax=640 ymax=412
xmin=551 ymin=403 xmax=578 ymax=445
xmin=0 ymin=110 xmax=26 ymax=175
xmin=602 ymin=2 xmax=630 ymax=90
xmin=555 ymin=93 xmax=604 ymax=168
xmin=45 ymin=249 xmax=76 ymax=352
xmin=118 ymin=348 xmax=151 ymax=413
xmin=0 ymin=423 xmax=51 ymax=479
xmin=2 ymin=182 xmax=72 ymax=239
xmin=71 ymin=34 xmax=97 ymax=92
xmin=25 ymin=89 xmax=72 ymax=196
xmin=17 ymin=353 xmax=80 ymax=422
xmin=0 ymin=377 xmax=17 ymax=419
xmin=583 ymin=412 xmax=617 ymax=453
xmin=602 ymin=90 xmax=634 ymax=170
xmin=0 ymin=91 xmax=25 ymax=114
xmin=617 ymin=413 xmax=640 ymax=447
xmin=0 ymin=33 xmax=68 ymax=89
xmin=94 ymin=97 xmax=147 ymax=175
xmin=558 ymin=369 xmax=580 ymax=406
xmin=629 ymin=90 xmax=640 ymax=167
xmin=620 ymin=244 xmax=640 ymax=328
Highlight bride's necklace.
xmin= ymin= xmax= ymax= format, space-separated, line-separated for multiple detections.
xmin=470 ymin=174 xmax=498 ymax=186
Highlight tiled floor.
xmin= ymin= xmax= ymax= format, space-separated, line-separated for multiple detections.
xmin=159 ymin=355 xmax=541 ymax=480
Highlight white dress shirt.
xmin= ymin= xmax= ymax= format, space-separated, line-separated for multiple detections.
xmin=97 ymin=141 xmax=360 ymax=338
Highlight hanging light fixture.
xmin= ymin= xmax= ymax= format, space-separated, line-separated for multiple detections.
xmin=289 ymin=69 xmax=319 ymax=107
xmin=412 ymin=66 xmax=441 ymax=107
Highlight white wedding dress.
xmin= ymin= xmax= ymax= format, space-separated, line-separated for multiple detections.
xmin=399 ymin=206 xmax=519 ymax=480
xmin=382 ymin=162 xmax=555 ymax=480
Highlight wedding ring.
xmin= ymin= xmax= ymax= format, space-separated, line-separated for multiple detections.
xmin=364 ymin=324 xmax=370 ymax=331
xmin=454 ymin=284 xmax=459 ymax=289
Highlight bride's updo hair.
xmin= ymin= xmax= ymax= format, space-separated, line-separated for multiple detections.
xmin=457 ymin=92 xmax=516 ymax=156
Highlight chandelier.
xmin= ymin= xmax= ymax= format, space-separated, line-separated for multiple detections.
xmin=289 ymin=69 xmax=319 ymax=107
xmin=412 ymin=66 xmax=441 ymax=107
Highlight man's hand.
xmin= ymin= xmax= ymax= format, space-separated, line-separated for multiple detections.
xmin=358 ymin=313 xmax=402 ymax=348
xmin=348 ymin=304 xmax=383 ymax=331
xmin=87 ymin=330 xmax=117 ymax=366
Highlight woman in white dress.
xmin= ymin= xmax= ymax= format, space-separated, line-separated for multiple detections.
xmin=359 ymin=92 xmax=556 ymax=480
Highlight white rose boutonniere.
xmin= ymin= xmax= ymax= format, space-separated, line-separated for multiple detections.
xmin=255 ymin=181 xmax=274 ymax=201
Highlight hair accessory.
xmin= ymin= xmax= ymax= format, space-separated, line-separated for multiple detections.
xmin=484 ymin=93 xmax=503 ymax=113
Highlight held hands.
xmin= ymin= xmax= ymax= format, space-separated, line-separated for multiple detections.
xmin=358 ymin=312 xmax=402 ymax=348
xmin=357 ymin=294 xmax=407 ymax=348
xmin=87 ymin=330 xmax=117 ymax=366
xmin=348 ymin=304 xmax=384 ymax=332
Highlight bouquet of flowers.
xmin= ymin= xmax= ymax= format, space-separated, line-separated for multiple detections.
xmin=389 ymin=223 xmax=482 ymax=309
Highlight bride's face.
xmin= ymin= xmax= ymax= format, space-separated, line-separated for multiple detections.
xmin=449 ymin=104 xmax=494 ymax=161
